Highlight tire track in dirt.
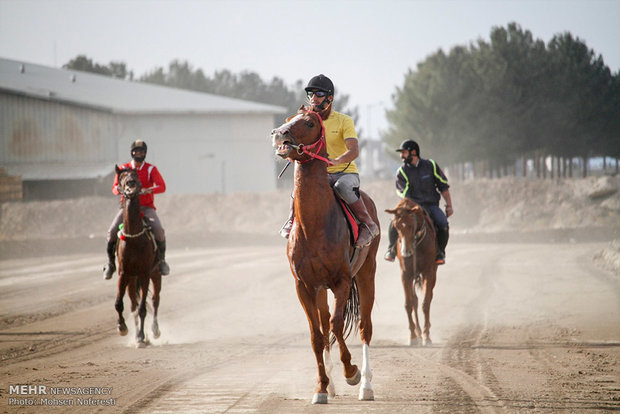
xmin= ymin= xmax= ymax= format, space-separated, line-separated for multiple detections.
xmin=0 ymin=248 xmax=272 ymax=364
xmin=432 ymin=247 xmax=508 ymax=413
xmin=122 ymin=334 xmax=310 ymax=414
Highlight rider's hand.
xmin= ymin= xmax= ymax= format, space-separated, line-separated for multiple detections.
xmin=445 ymin=205 xmax=454 ymax=217
xmin=140 ymin=188 xmax=153 ymax=195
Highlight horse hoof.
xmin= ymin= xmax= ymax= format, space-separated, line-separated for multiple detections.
xmin=311 ymin=393 xmax=328 ymax=404
xmin=346 ymin=368 xmax=361 ymax=386
xmin=422 ymin=337 xmax=432 ymax=347
xmin=152 ymin=325 xmax=161 ymax=339
xmin=409 ymin=337 xmax=421 ymax=346
xmin=359 ymin=386 xmax=374 ymax=401
xmin=118 ymin=325 xmax=128 ymax=336
xmin=136 ymin=341 xmax=147 ymax=349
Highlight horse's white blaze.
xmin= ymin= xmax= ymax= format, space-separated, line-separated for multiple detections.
xmin=358 ymin=343 xmax=374 ymax=400
xmin=400 ymin=237 xmax=413 ymax=257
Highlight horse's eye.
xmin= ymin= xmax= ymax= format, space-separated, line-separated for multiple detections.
xmin=305 ymin=121 xmax=314 ymax=128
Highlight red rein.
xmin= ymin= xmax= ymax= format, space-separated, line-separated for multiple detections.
xmin=297 ymin=111 xmax=331 ymax=165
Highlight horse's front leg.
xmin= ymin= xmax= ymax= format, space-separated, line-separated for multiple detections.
xmin=296 ymin=281 xmax=329 ymax=404
xmin=317 ymin=288 xmax=335 ymax=398
xmin=135 ymin=277 xmax=149 ymax=348
xmin=402 ymin=271 xmax=421 ymax=345
xmin=115 ymin=273 xmax=128 ymax=336
xmin=421 ymin=270 xmax=437 ymax=346
xmin=330 ymin=279 xmax=360 ymax=387
xmin=151 ymin=274 xmax=162 ymax=339
xmin=356 ymin=262 xmax=376 ymax=401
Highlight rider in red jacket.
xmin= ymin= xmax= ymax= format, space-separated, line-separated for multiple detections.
xmin=103 ymin=140 xmax=170 ymax=279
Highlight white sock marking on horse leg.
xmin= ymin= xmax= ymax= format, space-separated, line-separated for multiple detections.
xmin=324 ymin=348 xmax=336 ymax=397
xmin=359 ymin=343 xmax=374 ymax=400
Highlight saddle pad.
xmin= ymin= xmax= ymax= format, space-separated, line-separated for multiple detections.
xmin=338 ymin=198 xmax=359 ymax=245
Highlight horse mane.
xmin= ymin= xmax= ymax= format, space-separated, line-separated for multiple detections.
xmin=396 ymin=198 xmax=423 ymax=214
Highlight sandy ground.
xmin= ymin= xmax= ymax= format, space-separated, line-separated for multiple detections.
xmin=1 ymin=177 xmax=620 ymax=412
xmin=0 ymin=231 xmax=619 ymax=413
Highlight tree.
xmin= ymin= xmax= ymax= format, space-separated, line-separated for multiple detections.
xmin=63 ymin=55 xmax=132 ymax=80
xmin=140 ymin=60 xmax=359 ymax=126
xmin=384 ymin=23 xmax=619 ymax=178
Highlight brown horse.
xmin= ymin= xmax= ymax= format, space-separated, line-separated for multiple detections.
xmin=385 ymin=198 xmax=437 ymax=346
xmin=271 ymin=107 xmax=379 ymax=404
xmin=114 ymin=165 xmax=162 ymax=348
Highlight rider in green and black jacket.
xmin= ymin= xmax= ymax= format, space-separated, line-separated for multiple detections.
xmin=385 ymin=139 xmax=454 ymax=265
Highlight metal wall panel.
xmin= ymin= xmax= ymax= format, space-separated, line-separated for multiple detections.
xmin=118 ymin=113 xmax=277 ymax=194
xmin=0 ymin=93 xmax=119 ymax=164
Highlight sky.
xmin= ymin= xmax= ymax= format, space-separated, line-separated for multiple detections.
xmin=1 ymin=0 xmax=618 ymax=139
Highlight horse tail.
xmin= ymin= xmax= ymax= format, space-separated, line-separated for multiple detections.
xmin=331 ymin=277 xmax=360 ymax=346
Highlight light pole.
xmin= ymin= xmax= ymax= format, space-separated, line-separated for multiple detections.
xmin=366 ymin=102 xmax=384 ymax=140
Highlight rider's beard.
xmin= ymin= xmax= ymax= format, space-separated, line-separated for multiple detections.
xmin=132 ymin=155 xmax=146 ymax=163
xmin=310 ymin=100 xmax=332 ymax=120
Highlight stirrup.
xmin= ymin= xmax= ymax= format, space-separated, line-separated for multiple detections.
xmin=355 ymin=225 xmax=376 ymax=247
xmin=384 ymin=249 xmax=396 ymax=262
xmin=159 ymin=260 xmax=170 ymax=276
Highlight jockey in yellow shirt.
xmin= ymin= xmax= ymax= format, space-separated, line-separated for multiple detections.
xmin=280 ymin=74 xmax=379 ymax=247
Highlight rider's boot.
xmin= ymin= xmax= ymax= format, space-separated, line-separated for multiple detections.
xmin=156 ymin=240 xmax=170 ymax=275
xmin=102 ymin=240 xmax=116 ymax=280
xmin=384 ymin=248 xmax=396 ymax=262
xmin=384 ymin=221 xmax=397 ymax=262
xmin=435 ymin=226 xmax=449 ymax=265
xmin=279 ymin=196 xmax=295 ymax=239
xmin=349 ymin=198 xmax=380 ymax=248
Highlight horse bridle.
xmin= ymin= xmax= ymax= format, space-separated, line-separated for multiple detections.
xmin=284 ymin=111 xmax=331 ymax=165
xmin=119 ymin=170 xmax=141 ymax=199
xmin=399 ymin=213 xmax=428 ymax=258
xmin=118 ymin=170 xmax=149 ymax=239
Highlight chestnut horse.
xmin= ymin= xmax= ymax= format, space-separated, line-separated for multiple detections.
xmin=271 ymin=108 xmax=379 ymax=404
xmin=114 ymin=165 xmax=162 ymax=348
xmin=385 ymin=198 xmax=437 ymax=346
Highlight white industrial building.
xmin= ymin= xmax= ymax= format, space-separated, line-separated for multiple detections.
xmin=0 ymin=57 xmax=286 ymax=199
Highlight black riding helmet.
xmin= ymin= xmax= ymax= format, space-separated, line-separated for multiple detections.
xmin=130 ymin=140 xmax=147 ymax=162
xmin=305 ymin=74 xmax=334 ymax=96
xmin=396 ymin=139 xmax=420 ymax=156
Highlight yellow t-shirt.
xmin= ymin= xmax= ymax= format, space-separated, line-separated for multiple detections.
xmin=324 ymin=110 xmax=359 ymax=174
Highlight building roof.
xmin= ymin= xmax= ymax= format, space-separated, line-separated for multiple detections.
xmin=0 ymin=57 xmax=286 ymax=114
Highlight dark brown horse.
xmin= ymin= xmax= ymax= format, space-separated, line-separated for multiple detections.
xmin=114 ymin=165 xmax=162 ymax=348
xmin=271 ymin=108 xmax=379 ymax=404
xmin=385 ymin=198 xmax=437 ymax=346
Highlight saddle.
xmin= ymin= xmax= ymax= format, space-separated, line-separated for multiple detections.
xmin=336 ymin=197 xmax=359 ymax=246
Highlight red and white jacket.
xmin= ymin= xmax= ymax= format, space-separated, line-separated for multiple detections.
xmin=112 ymin=161 xmax=166 ymax=209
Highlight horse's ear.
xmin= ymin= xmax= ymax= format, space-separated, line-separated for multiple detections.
xmin=385 ymin=208 xmax=396 ymax=214
xmin=298 ymin=104 xmax=307 ymax=113
xmin=115 ymin=164 xmax=121 ymax=174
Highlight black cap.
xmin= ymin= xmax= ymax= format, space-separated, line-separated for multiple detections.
xmin=396 ymin=139 xmax=419 ymax=155
xmin=305 ymin=74 xmax=334 ymax=95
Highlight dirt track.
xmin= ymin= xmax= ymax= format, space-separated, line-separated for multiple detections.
xmin=1 ymin=232 xmax=619 ymax=413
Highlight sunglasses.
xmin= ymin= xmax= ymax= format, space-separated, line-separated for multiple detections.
xmin=306 ymin=90 xmax=327 ymax=98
